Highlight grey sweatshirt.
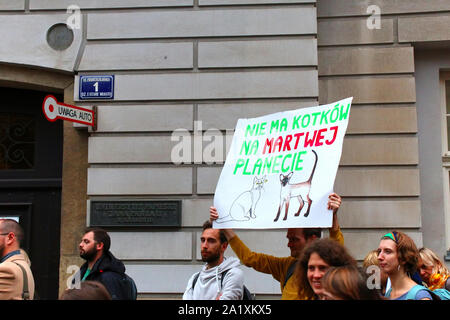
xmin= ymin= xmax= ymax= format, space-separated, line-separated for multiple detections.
xmin=183 ymin=256 xmax=244 ymax=300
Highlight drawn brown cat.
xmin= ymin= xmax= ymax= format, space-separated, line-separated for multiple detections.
xmin=274 ymin=150 xmax=318 ymax=222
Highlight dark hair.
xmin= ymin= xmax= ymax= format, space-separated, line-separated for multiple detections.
xmin=303 ymin=228 xmax=322 ymax=240
xmin=296 ymin=238 xmax=357 ymax=299
xmin=321 ymin=265 xmax=384 ymax=300
xmin=84 ymin=227 xmax=111 ymax=253
xmin=59 ymin=281 xmax=112 ymax=300
xmin=202 ymin=220 xmax=227 ymax=244
xmin=381 ymin=230 xmax=419 ymax=275
xmin=0 ymin=219 xmax=24 ymax=244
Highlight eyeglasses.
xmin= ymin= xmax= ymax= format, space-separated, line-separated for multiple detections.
xmin=0 ymin=233 xmax=10 ymax=236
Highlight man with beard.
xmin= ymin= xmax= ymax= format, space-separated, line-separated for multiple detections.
xmin=183 ymin=221 xmax=244 ymax=300
xmin=209 ymin=193 xmax=344 ymax=299
xmin=0 ymin=219 xmax=35 ymax=300
xmin=75 ymin=227 xmax=135 ymax=299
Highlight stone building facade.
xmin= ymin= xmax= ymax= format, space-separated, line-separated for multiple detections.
xmin=0 ymin=0 xmax=449 ymax=299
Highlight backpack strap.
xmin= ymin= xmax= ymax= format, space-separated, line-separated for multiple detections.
xmin=220 ymin=269 xmax=252 ymax=299
xmin=122 ymin=273 xmax=137 ymax=300
xmin=405 ymin=284 xmax=432 ymax=300
xmin=219 ymin=269 xmax=229 ymax=290
xmin=193 ymin=269 xmax=252 ymax=299
xmin=283 ymin=261 xmax=297 ymax=288
xmin=191 ymin=272 xmax=200 ymax=290
xmin=13 ymin=262 xmax=30 ymax=300
xmin=192 ymin=269 xmax=230 ymax=290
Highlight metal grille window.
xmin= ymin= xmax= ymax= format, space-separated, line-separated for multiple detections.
xmin=0 ymin=113 xmax=35 ymax=170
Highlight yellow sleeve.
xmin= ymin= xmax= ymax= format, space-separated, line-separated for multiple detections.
xmin=329 ymin=226 xmax=344 ymax=245
xmin=229 ymin=235 xmax=294 ymax=284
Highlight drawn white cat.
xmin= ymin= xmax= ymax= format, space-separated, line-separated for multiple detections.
xmin=216 ymin=176 xmax=267 ymax=223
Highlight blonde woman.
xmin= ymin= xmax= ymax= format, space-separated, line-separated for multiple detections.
xmin=362 ymin=249 xmax=388 ymax=296
xmin=418 ymin=247 xmax=450 ymax=291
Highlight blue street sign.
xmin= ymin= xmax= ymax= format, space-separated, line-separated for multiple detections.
xmin=79 ymin=75 xmax=114 ymax=100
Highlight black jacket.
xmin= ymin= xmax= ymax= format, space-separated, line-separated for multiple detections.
xmin=77 ymin=251 xmax=129 ymax=300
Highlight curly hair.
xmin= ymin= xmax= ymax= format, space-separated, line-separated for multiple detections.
xmin=296 ymin=238 xmax=357 ymax=300
xmin=381 ymin=230 xmax=419 ymax=275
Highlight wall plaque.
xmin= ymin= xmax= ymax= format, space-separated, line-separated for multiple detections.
xmin=89 ymin=200 xmax=181 ymax=227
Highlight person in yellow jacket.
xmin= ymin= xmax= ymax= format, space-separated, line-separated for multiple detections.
xmin=209 ymin=192 xmax=343 ymax=300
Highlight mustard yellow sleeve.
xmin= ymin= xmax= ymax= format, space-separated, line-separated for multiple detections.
xmin=229 ymin=235 xmax=293 ymax=283
xmin=329 ymin=226 xmax=344 ymax=245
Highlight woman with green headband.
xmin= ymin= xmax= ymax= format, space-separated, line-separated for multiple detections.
xmin=377 ymin=230 xmax=432 ymax=300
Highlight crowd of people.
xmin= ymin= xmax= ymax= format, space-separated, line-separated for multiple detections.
xmin=198 ymin=193 xmax=449 ymax=301
xmin=0 ymin=192 xmax=449 ymax=300
xmin=0 ymin=221 xmax=136 ymax=300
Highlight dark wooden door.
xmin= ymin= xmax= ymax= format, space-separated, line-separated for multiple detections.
xmin=0 ymin=86 xmax=63 ymax=299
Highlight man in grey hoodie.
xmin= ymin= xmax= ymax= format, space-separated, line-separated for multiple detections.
xmin=183 ymin=220 xmax=244 ymax=300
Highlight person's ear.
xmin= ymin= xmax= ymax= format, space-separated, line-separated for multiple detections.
xmin=96 ymin=241 xmax=104 ymax=251
xmin=221 ymin=242 xmax=228 ymax=253
xmin=5 ymin=232 xmax=15 ymax=245
xmin=306 ymin=235 xmax=318 ymax=244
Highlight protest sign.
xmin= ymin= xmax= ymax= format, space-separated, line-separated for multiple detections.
xmin=213 ymin=97 xmax=352 ymax=229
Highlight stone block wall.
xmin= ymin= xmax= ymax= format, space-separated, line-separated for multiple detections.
xmin=3 ymin=0 xmax=449 ymax=298
xmin=316 ymin=0 xmax=450 ymax=265
xmin=61 ymin=0 xmax=317 ymax=298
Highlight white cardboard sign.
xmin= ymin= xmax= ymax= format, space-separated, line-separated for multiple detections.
xmin=213 ymin=97 xmax=352 ymax=229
